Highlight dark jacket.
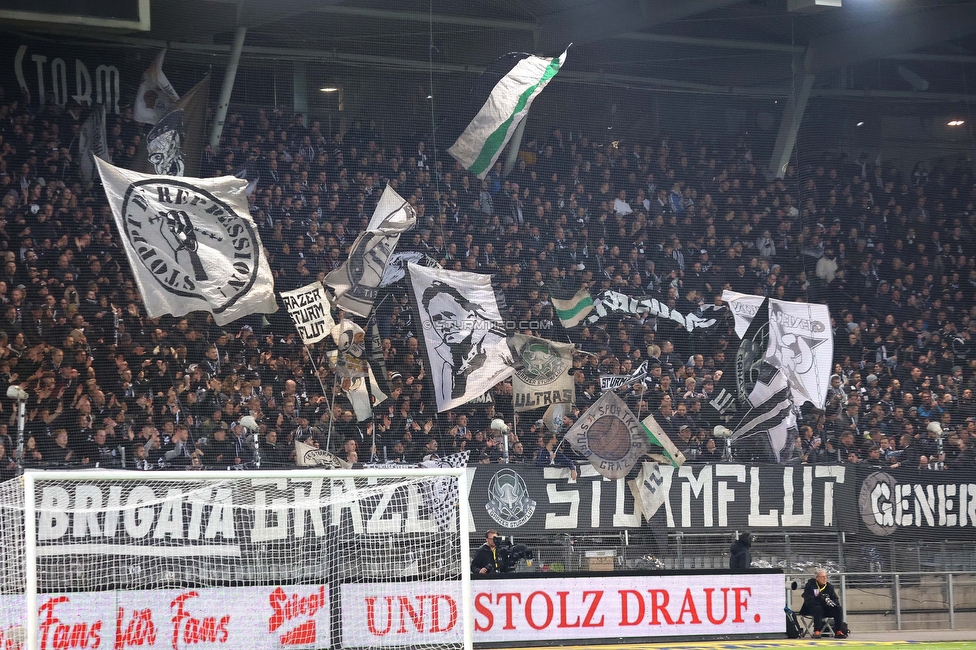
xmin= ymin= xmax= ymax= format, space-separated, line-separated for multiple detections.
xmin=729 ymin=534 xmax=752 ymax=570
xmin=471 ymin=543 xmax=499 ymax=575
xmin=801 ymin=577 xmax=841 ymax=610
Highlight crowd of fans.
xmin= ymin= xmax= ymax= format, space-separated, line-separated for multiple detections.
xmin=0 ymin=88 xmax=974 ymax=476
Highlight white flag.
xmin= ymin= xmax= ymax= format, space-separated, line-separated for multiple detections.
xmin=721 ymin=291 xmax=833 ymax=408
xmin=408 ymin=263 xmax=514 ymax=412
xmin=295 ymin=440 xmax=349 ymax=468
xmin=78 ymin=104 xmax=108 ymax=183
xmin=325 ymin=185 xmax=416 ymax=317
xmin=280 ymin=282 xmax=334 ymax=345
xmin=95 ymin=158 xmax=277 ymax=325
xmin=510 ymin=334 xmax=575 ymax=412
xmin=329 ymin=319 xmax=368 ymax=378
xmin=629 ymin=462 xmax=668 ymax=521
xmin=721 ymin=290 xmax=766 ymax=338
xmin=766 ymin=300 xmax=832 ymax=408
xmin=133 ymin=49 xmax=180 ymax=125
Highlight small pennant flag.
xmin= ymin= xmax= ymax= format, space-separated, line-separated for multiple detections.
xmin=552 ymin=288 xmax=594 ymax=328
xmin=640 ymin=413 xmax=686 ymax=468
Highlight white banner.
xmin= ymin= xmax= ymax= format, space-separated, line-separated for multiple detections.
xmin=408 ymin=263 xmax=514 ymax=412
xmin=342 ymin=573 xmax=783 ymax=646
xmin=510 ymin=334 xmax=575 ymax=412
xmin=133 ymin=49 xmax=180 ymax=124
xmin=590 ymin=290 xmax=717 ymax=332
xmin=325 ymin=185 xmax=416 ymax=317
xmin=0 ymin=585 xmax=330 ymax=650
xmin=281 ymin=282 xmax=334 ymax=344
xmin=95 ymin=158 xmax=277 ymax=325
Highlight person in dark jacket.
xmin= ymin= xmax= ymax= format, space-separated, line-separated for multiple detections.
xmin=729 ymin=531 xmax=752 ymax=570
xmin=471 ymin=529 xmax=500 ymax=575
xmin=800 ymin=568 xmax=847 ymax=637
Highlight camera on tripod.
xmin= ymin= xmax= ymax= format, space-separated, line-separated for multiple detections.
xmin=495 ymin=536 xmax=533 ymax=573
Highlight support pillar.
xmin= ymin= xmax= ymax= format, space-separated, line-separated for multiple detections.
xmin=209 ymin=25 xmax=247 ymax=150
xmin=768 ymin=73 xmax=814 ymax=179
xmin=293 ymin=62 xmax=308 ymax=126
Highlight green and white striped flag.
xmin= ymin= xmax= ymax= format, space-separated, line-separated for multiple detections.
xmin=640 ymin=413 xmax=686 ymax=468
xmin=552 ymin=288 xmax=594 ymax=328
xmin=448 ymin=49 xmax=568 ymax=179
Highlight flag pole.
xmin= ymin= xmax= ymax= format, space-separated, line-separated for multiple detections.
xmin=325 ymin=373 xmax=338 ymax=453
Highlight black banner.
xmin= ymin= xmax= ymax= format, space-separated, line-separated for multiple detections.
xmin=466 ymin=463 xmax=857 ymax=535
xmin=856 ymin=467 xmax=976 ymax=540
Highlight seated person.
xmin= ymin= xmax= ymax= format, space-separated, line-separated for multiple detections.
xmin=800 ymin=568 xmax=847 ymax=638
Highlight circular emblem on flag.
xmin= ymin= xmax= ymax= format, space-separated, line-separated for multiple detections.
xmin=120 ymin=179 xmax=260 ymax=313
xmin=858 ymin=471 xmax=898 ymax=537
xmin=585 ymin=415 xmax=633 ymax=462
xmin=515 ymin=339 xmax=567 ymax=387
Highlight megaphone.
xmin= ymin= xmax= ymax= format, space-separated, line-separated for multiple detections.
xmin=490 ymin=419 xmax=509 ymax=435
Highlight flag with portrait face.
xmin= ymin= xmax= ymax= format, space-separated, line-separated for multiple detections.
xmin=408 ymin=263 xmax=514 ymax=412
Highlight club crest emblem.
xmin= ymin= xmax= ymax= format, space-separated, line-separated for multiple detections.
xmin=515 ymin=339 xmax=567 ymax=387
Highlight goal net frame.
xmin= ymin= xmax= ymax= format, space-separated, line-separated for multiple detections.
xmin=14 ymin=468 xmax=473 ymax=650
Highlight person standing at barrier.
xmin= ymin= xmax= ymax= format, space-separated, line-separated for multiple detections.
xmin=801 ymin=568 xmax=847 ymax=638
xmin=471 ymin=529 xmax=500 ymax=575
xmin=729 ymin=531 xmax=752 ymax=570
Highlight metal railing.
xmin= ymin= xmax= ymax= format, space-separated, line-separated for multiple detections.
xmin=785 ymin=571 xmax=976 ymax=631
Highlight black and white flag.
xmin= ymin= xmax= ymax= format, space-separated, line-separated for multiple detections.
xmin=722 ymin=290 xmax=833 ymax=408
xmin=408 ymin=263 xmax=514 ymax=412
xmin=280 ymin=282 xmax=334 ymax=345
xmin=326 ymin=185 xmax=416 ymax=317
xmin=78 ymin=104 xmax=108 ymax=183
xmin=380 ymin=251 xmax=441 ymax=287
xmin=95 ymin=158 xmax=277 ymax=325
xmin=510 ymin=334 xmax=575 ymax=412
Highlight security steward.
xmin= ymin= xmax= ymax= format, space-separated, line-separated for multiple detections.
xmin=471 ymin=529 xmax=500 ymax=574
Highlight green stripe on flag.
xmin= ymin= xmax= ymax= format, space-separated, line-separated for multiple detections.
xmin=640 ymin=423 xmax=680 ymax=466
xmin=468 ymin=56 xmax=563 ymax=177
xmin=553 ymin=296 xmax=593 ymax=320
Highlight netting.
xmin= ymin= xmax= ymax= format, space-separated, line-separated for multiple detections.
xmin=0 ymin=4 xmax=975 ymax=641
xmin=0 ymin=469 xmax=470 ymax=650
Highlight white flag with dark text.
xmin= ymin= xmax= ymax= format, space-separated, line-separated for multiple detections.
xmin=280 ymin=282 xmax=334 ymax=345
xmin=95 ymin=158 xmax=277 ymax=325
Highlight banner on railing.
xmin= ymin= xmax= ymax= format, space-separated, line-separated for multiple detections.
xmin=466 ymin=463 xmax=857 ymax=535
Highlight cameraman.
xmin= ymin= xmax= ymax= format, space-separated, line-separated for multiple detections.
xmin=800 ymin=568 xmax=847 ymax=638
xmin=472 ymin=530 xmax=500 ymax=575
